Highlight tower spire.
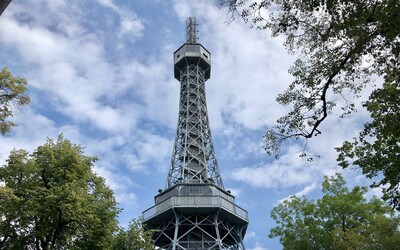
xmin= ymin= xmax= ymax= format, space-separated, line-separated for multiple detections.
xmin=142 ymin=18 xmax=248 ymax=249
xmin=186 ymin=17 xmax=198 ymax=44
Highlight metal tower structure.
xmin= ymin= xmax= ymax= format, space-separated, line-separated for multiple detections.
xmin=142 ymin=17 xmax=248 ymax=249
xmin=0 ymin=0 xmax=12 ymax=15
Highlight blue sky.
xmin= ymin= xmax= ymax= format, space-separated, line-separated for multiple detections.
xmin=0 ymin=1 xmax=379 ymax=249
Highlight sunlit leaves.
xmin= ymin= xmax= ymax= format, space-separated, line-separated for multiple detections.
xmin=337 ymin=78 xmax=400 ymax=210
xmin=0 ymin=67 xmax=30 ymax=135
xmin=0 ymin=135 xmax=120 ymax=249
xmin=269 ymin=173 xmax=400 ymax=249
xmin=112 ymin=219 xmax=154 ymax=250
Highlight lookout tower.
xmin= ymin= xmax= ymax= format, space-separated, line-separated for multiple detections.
xmin=142 ymin=17 xmax=248 ymax=249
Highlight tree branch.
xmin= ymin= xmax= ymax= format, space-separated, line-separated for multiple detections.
xmin=304 ymin=45 xmax=362 ymax=139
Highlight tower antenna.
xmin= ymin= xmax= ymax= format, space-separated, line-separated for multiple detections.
xmin=186 ymin=17 xmax=198 ymax=44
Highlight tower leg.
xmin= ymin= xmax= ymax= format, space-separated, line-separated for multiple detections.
xmin=172 ymin=210 xmax=180 ymax=250
xmin=214 ymin=211 xmax=223 ymax=249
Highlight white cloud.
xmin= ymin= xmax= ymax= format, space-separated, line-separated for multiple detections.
xmin=172 ymin=0 xmax=193 ymax=20
xmin=0 ymin=2 xmax=146 ymax=135
xmin=277 ymin=182 xmax=318 ymax=204
xmin=248 ymin=242 xmax=269 ymax=250
xmin=97 ymin=0 xmax=116 ymax=8
xmin=97 ymin=0 xmax=144 ymax=39
xmin=294 ymin=182 xmax=318 ymax=197
xmin=118 ymin=56 xmax=179 ymax=129
xmin=119 ymin=16 xmax=144 ymax=37
xmin=119 ymin=132 xmax=172 ymax=173
xmin=227 ymin=187 xmax=243 ymax=197
xmin=0 ymin=110 xmax=55 ymax=164
xmin=231 ymin=162 xmax=313 ymax=189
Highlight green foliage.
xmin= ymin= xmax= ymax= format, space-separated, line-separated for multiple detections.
xmin=112 ymin=219 xmax=154 ymax=250
xmin=337 ymin=78 xmax=400 ymax=210
xmin=226 ymin=0 xmax=400 ymax=155
xmin=0 ymin=135 xmax=120 ymax=249
xmin=0 ymin=67 xmax=30 ymax=135
xmin=269 ymin=173 xmax=400 ymax=249
xmin=220 ymin=0 xmax=400 ymax=209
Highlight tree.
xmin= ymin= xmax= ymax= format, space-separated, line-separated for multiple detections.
xmin=219 ymin=0 xmax=400 ymax=209
xmin=0 ymin=67 xmax=30 ymax=135
xmin=337 ymin=79 xmax=400 ymax=210
xmin=269 ymin=173 xmax=400 ymax=249
xmin=0 ymin=135 xmax=120 ymax=249
xmin=112 ymin=219 xmax=154 ymax=250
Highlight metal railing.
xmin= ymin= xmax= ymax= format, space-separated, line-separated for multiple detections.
xmin=142 ymin=195 xmax=248 ymax=222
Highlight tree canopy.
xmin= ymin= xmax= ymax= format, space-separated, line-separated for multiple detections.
xmin=337 ymin=80 xmax=400 ymax=210
xmin=0 ymin=135 xmax=120 ymax=249
xmin=269 ymin=173 xmax=400 ymax=249
xmin=219 ymin=0 xmax=400 ymax=209
xmin=112 ymin=219 xmax=154 ymax=250
xmin=0 ymin=67 xmax=30 ymax=135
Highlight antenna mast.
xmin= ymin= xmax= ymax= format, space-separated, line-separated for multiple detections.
xmin=186 ymin=17 xmax=198 ymax=44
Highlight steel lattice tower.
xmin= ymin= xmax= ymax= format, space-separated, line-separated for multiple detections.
xmin=142 ymin=17 xmax=248 ymax=250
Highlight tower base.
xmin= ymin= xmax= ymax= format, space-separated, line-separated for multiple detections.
xmin=150 ymin=211 xmax=246 ymax=250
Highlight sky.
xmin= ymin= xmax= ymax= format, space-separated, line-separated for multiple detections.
xmin=0 ymin=0 xmax=378 ymax=249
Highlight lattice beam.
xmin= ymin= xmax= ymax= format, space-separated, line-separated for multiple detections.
xmin=167 ymin=63 xmax=223 ymax=189
xmin=151 ymin=212 xmax=246 ymax=250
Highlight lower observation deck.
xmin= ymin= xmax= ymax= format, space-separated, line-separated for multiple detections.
xmin=142 ymin=184 xmax=248 ymax=227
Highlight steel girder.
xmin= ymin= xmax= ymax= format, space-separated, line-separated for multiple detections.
xmin=152 ymin=211 xmax=246 ymax=250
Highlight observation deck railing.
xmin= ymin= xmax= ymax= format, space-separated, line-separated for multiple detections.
xmin=142 ymin=195 xmax=248 ymax=223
